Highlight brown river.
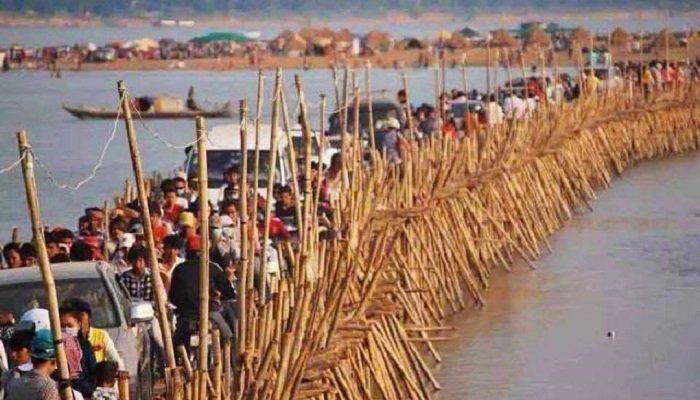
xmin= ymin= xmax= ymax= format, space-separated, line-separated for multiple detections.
xmin=435 ymin=152 xmax=700 ymax=400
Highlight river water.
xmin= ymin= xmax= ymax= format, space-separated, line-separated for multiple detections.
xmin=435 ymin=152 xmax=700 ymax=399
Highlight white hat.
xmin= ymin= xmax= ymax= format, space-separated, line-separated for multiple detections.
xmin=117 ymin=233 xmax=136 ymax=249
xmin=20 ymin=308 xmax=50 ymax=332
xmin=219 ymin=215 xmax=234 ymax=227
xmin=385 ymin=117 xmax=400 ymax=130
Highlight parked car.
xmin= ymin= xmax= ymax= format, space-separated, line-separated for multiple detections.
xmin=0 ymin=262 xmax=154 ymax=400
xmin=327 ymin=97 xmax=406 ymax=138
xmin=90 ymin=47 xmax=116 ymax=62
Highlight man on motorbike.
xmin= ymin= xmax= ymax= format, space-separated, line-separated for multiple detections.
xmin=169 ymin=236 xmax=236 ymax=352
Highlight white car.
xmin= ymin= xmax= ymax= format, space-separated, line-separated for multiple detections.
xmin=183 ymin=123 xmax=336 ymax=208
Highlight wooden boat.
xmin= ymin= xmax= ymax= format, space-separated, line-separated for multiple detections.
xmin=63 ymin=101 xmax=234 ymax=120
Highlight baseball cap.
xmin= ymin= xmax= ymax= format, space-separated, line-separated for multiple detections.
xmin=117 ymin=233 xmax=136 ymax=249
xmin=385 ymin=117 xmax=401 ymax=130
xmin=31 ymin=329 xmax=56 ymax=360
xmin=179 ymin=211 xmax=196 ymax=228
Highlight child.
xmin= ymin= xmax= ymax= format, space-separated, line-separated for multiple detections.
xmin=92 ymin=361 xmax=118 ymax=400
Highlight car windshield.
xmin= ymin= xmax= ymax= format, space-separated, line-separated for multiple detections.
xmin=290 ymin=136 xmax=320 ymax=158
xmin=329 ymin=102 xmax=404 ymax=136
xmin=188 ymin=150 xmax=281 ymax=188
xmin=0 ymin=278 xmax=120 ymax=329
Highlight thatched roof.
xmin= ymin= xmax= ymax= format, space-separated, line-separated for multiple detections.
xmin=277 ymin=29 xmax=297 ymax=41
xmin=569 ymin=26 xmax=592 ymax=43
xmin=397 ymin=37 xmax=425 ymax=50
xmin=647 ymin=28 xmax=681 ymax=50
xmin=490 ymin=29 xmax=518 ymax=47
xmin=364 ymin=30 xmax=393 ymax=50
xmin=286 ymin=36 xmax=307 ymax=51
xmin=334 ymin=28 xmax=355 ymax=43
xmin=610 ymin=27 xmax=630 ymax=46
xmin=524 ymin=26 xmax=551 ymax=48
xmin=299 ymin=26 xmax=334 ymax=42
xmin=447 ymin=31 xmax=470 ymax=49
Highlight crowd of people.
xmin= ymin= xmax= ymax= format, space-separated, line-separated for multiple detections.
xmin=0 ymin=149 xmax=348 ymax=397
xmin=1 ymin=304 xmax=123 ymax=399
xmin=389 ymin=58 xmax=700 ymax=145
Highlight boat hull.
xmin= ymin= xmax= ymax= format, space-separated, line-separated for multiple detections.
xmin=63 ymin=105 xmax=233 ymax=120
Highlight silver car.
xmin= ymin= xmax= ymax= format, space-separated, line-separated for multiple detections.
xmin=0 ymin=262 xmax=154 ymax=399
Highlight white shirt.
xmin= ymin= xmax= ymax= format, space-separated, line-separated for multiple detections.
xmin=502 ymin=95 xmax=527 ymax=120
xmin=525 ymin=97 xmax=538 ymax=115
xmin=486 ymin=102 xmax=504 ymax=126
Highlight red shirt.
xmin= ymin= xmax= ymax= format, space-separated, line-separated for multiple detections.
xmin=163 ymin=204 xmax=183 ymax=225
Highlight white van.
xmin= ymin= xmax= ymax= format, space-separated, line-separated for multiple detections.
xmin=183 ymin=123 xmax=289 ymax=206
xmin=183 ymin=123 xmax=333 ymax=207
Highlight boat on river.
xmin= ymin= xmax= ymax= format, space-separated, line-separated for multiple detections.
xmin=64 ymin=88 xmax=233 ymax=120
xmin=63 ymin=102 xmax=234 ymax=119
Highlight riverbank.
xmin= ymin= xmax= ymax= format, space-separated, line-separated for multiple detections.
xmin=48 ymin=45 xmax=700 ymax=72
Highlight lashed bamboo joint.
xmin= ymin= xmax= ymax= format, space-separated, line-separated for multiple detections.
xmin=217 ymin=76 xmax=700 ymax=400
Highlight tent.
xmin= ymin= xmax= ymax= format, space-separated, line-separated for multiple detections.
xmin=524 ymin=26 xmax=552 ymax=48
xmin=460 ymin=26 xmax=480 ymax=39
xmin=569 ymin=26 xmax=592 ymax=44
xmin=610 ymin=27 xmax=630 ymax=47
xmin=364 ymin=30 xmax=393 ymax=51
xmin=490 ymin=29 xmax=519 ymax=47
xmin=192 ymin=32 xmax=249 ymax=44
xmin=647 ymin=28 xmax=681 ymax=51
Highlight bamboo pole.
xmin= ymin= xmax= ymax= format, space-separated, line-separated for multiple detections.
xmin=401 ymin=68 xmax=415 ymax=140
xmin=212 ymin=329 xmax=222 ymax=400
xmin=118 ymin=371 xmax=130 ymax=400
xmin=294 ymin=73 xmax=315 ymax=256
xmin=253 ymin=69 xmax=266 ymax=301
xmin=17 ymin=130 xmax=73 ymax=400
xmin=116 ymin=81 xmax=179 ymax=399
xmin=11 ymin=226 xmax=19 ymax=244
xmin=196 ymin=115 xmax=211 ymax=400
xmin=434 ymin=66 xmax=442 ymax=136
xmin=260 ymin=68 xmax=282 ymax=303
xmin=237 ymin=100 xmax=249 ymax=359
xmin=365 ymin=60 xmax=376 ymax=151
xmin=280 ymin=83 xmax=304 ymax=238
xmin=462 ymin=53 xmax=472 ymax=140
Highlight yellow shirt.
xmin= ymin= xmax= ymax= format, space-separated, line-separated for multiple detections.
xmin=88 ymin=327 xmax=109 ymax=362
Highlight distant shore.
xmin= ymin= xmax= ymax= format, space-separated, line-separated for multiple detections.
xmin=49 ymin=46 xmax=700 ymax=72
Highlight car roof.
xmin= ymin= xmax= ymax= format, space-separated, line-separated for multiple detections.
xmin=0 ymin=262 xmax=109 ymax=286
xmin=207 ymin=123 xmax=292 ymax=151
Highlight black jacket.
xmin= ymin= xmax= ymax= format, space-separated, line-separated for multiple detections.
xmin=168 ymin=257 xmax=236 ymax=316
